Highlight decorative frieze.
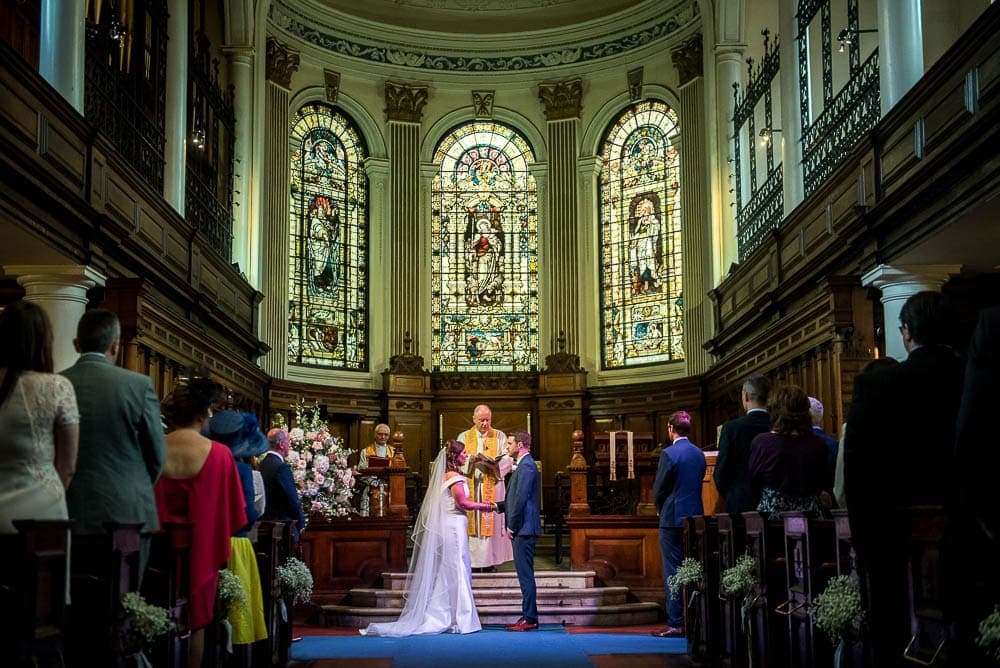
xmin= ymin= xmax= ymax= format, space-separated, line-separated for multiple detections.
xmin=324 ymin=69 xmax=340 ymax=103
xmin=265 ymin=37 xmax=299 ymax=88
xmin=671 ymin=33 xmax=703 ymax=86
xmin=384 ymin=82 xmax=429 ymax=122
xmin=431 ymin=372 xmax=539 ymax=392
xmin=538 ymin=78 xmax=583 ymax=120
xmin=472 ymin=90 xmax=495 ymax=118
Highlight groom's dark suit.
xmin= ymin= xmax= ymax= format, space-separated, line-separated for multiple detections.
xmin=502 ymin=451 xmax=542 ymax=625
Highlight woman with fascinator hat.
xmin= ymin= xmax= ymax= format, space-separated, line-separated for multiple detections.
xmin=207 ymin=410 xmax=269 ymax=647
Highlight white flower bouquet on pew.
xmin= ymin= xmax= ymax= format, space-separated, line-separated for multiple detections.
xmin=811 ymin=575 xmax=865 ymax=644
xmin=977 ymin=605 xmax=1000 ymax=661
xmin=216 ymin=567 xmax=247 ymax=614
xmin=667 ymin=557 xmax=704 ymax=599
xmin=276 ymin=556 xmax=314 ymax=605
xmin=118 ymin=591 xmax=173 ymax=658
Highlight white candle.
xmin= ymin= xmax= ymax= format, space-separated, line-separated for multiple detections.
xmin=526 ymin=412 xmax=531 ymax=435
xmin=627 ymin=430 xmax=635 ymax=479
xmin=609 ymin=431 xmax=617 ymax=481
xmin=439 ymin=413 xmax=444 ymax=445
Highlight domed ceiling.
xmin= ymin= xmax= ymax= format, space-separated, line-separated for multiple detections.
xmin=271 ymin=0 xmax=700 ymax=74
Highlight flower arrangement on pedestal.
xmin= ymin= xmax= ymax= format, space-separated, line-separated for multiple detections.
xmin=278 ymin=401 xmax=356 ymax=519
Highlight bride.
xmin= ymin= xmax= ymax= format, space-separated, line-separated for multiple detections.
xmin=360 ymin=440 xmax=496 ymax=636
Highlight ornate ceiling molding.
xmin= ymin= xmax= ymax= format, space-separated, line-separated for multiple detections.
xmin=270 ymin=1 xmax=699 ymax=74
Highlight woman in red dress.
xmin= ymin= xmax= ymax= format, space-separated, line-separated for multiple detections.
xmin=155 ymin=378 xmax=247 ymax=667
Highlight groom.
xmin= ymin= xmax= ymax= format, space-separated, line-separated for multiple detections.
xmin=497 ymin=429 xmax=542 ymax=631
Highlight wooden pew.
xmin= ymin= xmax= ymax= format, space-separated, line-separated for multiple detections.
xmin=252 ymin=520 xmax=293 ymax=667
xmin=779 ymin=513 xmax=836 ymax=668
xmin=683 ymin=515 xmax=720 ymax=664
xmin=716 ymin=513 xmax=748 ymax=668
xmin=141 ymin=521 xmax=193 ymax=668
xmin=66 ymin=522 xmax=144 ymax=667
xmin=0 ymin=519 xmax=73 ymax=668
xmin=742 ymin=512 xmax=788 ymax=668
xmin=902 ymin=506 xmax=955 ymax=666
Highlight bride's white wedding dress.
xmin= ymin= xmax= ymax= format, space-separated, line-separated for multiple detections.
xmin=360 ymin=451 xmax=481 ymax=637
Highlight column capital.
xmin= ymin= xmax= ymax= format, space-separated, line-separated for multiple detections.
xmin=265 ymin=37 xmax=300 ymax=89
xmin=538 ymin=78 xmax=583 ymax=121
xmin=384 ymin=82 xmax=429 ymax=123
xmin=671 ymin=33 xmax=704 ymax=86
xmin=222 ymin=44 xmax=255 ymax=65
xmin=5 ymin=265 xmax=107 ymax=292
xmin=861 ymin=264 xmax=962 ymax=301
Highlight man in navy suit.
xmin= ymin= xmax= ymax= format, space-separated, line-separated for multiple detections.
xmin=497 ymin=429 xmax=542 ymax=631
xmin=653 ymin=411 xmax=706 ymax=637
xmin=261 ymin=428 xmax=307 ymax=540
xmin=713 ymin=374 xmax=772 ymax=513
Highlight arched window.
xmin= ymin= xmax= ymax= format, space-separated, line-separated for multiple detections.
xmin=431 ymin=122 xmax=538 ymax=371
xmin=598 ymin=101 xmax=683 ymax=369
xmin=288 ymin=103 xmax=368 ymax=370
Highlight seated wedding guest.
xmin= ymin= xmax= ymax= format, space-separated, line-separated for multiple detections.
xmin=206 ymin=410 xmax=268 ymax=649
xmin=156 ymin=378 xmax=247 ymax=668
xmin=0 ymin=300 xmax=79 ymax=533
xmin=262 ymin=428 xmax=306 ymax=540
xmin=749 ymin=385 xmax=828 ymax=520
xmin=63 ymin=308 xmax=167 ymax=578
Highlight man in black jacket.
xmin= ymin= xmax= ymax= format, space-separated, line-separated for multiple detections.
xmin=844 ymin=291 xmax=964 ymax=667
xmin=261 ymin=428 xmax=307 ymax=540
xmin=713 ymin=374 xmax=772 ymax=513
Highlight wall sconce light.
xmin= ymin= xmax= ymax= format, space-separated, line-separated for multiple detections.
xmin=108 ymin=17 xmax=128 ymax=42
xmin=191 ymin=126 xmax=206 ymax=150
xmin=758 ymin=127 xmax=781 ymax=146
xmin=837 ymin=28 xmax=878 ymax=52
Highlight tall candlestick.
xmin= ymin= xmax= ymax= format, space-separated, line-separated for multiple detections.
xmin=627 ymin=430 xmax=635 ymax=479
xmin=609 ymin=431 xmax=617 ymax=481
xmin=438 ymin=413 xmax=444 ymax=446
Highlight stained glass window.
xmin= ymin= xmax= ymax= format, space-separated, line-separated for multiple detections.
xmin=599 ymin=101 xmax=684 ymax=369
xmin=431 ymin=122 xmax=538 ymax=371
xmin=288 ymin=103 xmax=368 ymax=370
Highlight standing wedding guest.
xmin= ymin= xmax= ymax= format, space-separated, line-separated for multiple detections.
xmin=206 ymin=410 xmax=268 ymax=648
xmin=652 ymin=411 xmax=706 ymax=638
xmin=62 ymin=308 xmax=167 ymax=577
xmin=156 ymin=378 xmax=247 ymax=668
xmin=361 ymin=439 xmax=494 ymax=636
xmin=261 ymin=428 xmax=306 ymax=540
xmin=498 ymin=429 xmax=542 ymax=632
xmin=713 ymin=374 xmax=772 ymax=513
xmin=0 ymin=300 xmax=79 ymax=533
xmin=749 ymin=385 xmax=829 ymax=520
xmin=456 ymin=403 xmax=513 ymax=570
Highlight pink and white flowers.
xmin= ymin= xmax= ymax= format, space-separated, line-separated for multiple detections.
xmin=283 ymin=401 xmax=355 ymax=519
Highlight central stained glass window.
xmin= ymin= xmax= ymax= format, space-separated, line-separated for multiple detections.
xmin=431 ymin=122 xmax=538 ymax=372
xmin=287 ymin=103 xmax=368 ymax=370
xmin=599 ymin=101 xmax=684 ymax=369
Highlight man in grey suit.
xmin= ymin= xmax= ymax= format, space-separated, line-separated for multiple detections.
xmin=62 ymin=308 xmax=167 ymax=576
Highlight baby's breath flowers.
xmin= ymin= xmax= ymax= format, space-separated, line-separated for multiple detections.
xmin=119 ymin=592 xmax=173 ymax=655
xmin=811 ymin=575 xmax=864 ymax=643
xmin=977 ymin=605 xmax=1000 ymax=661
xmin=667 ymin=557 xmax=704 ymax=599
xmin=216 ymin=568 xmax=248 ymax=614
xmin=276 ymin=556 xmax=314 ymax=605
xmin=721 ymin=554 xmax=757 ymax=598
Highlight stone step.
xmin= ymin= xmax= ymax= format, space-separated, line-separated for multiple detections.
xmin=380 ymin=570 xmax=595 ymax=591
xmin=350 ymin=585 xmax=630 ymax=608
xmin=321 ymin=601 xmax=661 ymax=628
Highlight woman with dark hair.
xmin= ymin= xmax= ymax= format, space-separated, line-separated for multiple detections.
xmin=361 ymin=439 xmax=495 ymax=637
xmin=748 ymin=385 xmax=829 ymax=519
xmin=155 ymin=377 xmax=247 ymax=668
xmin=0 ymin=300 xmax=79 ymax=533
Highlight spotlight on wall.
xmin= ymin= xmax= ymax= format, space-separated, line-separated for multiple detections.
xmin=837 ymin=27 xmax=878 ymax=53
xmin=191 ymin=126 xmax=206 ymax=150
xmin=758 ymin=127 xmax=782 ymax=146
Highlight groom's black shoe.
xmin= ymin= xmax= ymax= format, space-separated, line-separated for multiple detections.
xmin=506 ymin=619 xmax=538 ymax=631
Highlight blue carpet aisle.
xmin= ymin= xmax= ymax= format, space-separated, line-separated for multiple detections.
xmin=291 ymin=625 xmax=687 ymax=666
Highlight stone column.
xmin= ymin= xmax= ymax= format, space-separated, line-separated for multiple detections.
xmin=861 ymin=264 xmax=961 ymax=361
xmin=365 ymin=156 xmax=391 ymax=371
xmin=574 ymin=157 xmax=599 ymax=371
xmin=672 ymin=34 xmax=712 ymax=376
xmin=39 ymin=0 xmax=85 ymax=112
xmin=877 ymin=0 xmax=924 ymax=115
xmin=779 ymin=0 xmax=804 ymax=213
xmin=4 ymin=265 xmax=107 ymax=372
xmin=162 ymin=0 xmax=188 ymax=214
xmin=223 ymin=45 xmax=255 ymax=278
xmin=537 ymin=78 xmax=582 ymax=365
xmin=384 ymin=82 xmax=428 ymax=366
xmin=258 ymin=38 xmax=299 ymax=378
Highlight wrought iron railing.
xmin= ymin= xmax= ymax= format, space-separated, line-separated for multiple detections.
xmin=185 ymin=165 xmax=232 ymax=261
xmin=83 ymin=1 xmax=167 ymax=193
xmin=733 ymin=29 xmax=783 ymax=261
xmin=801 ymin=49 xmax=879 ymax=195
